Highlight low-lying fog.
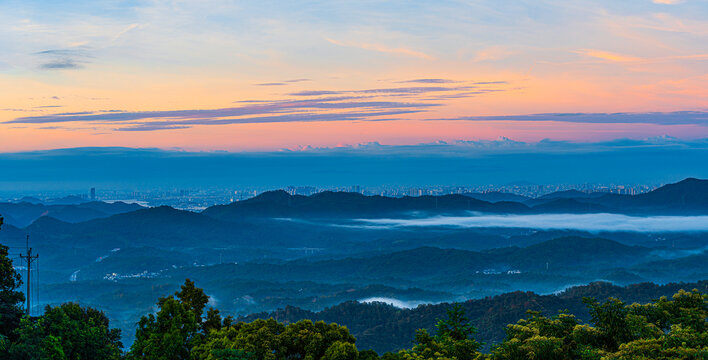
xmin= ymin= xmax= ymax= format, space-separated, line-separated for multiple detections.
xmin=355 ymin=213 xmax=708 ymax=233
xmin=359 ymin=297 xmax=438 ymax=309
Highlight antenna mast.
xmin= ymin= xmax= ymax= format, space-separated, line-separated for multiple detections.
xmin=19 ymin=235 xmax=39 ymax=315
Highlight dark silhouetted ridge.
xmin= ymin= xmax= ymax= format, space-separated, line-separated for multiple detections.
xmin=202 ymin=191 xmax=532 ymax=220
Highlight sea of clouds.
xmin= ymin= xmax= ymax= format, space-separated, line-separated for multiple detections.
xmin=355 ymin=213 xmax=708 ymax=233
xmin=358 ymin=297 xmax=436 ymax=309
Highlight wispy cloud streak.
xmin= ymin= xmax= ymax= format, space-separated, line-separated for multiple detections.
xmin=34 ymin=48 xmax=91 ymax=70
xmin=7 ymin=81 xmax=512 ymax=131
xmin=288 ymin=86 xmax=479 ymax=96
xmin=10 ymin=100 xmax=436 ymax=124
xmin=444 ymin=111 xmax=708 ymax=126
xmin=397 ymin=79 xmax=460 ymax=84
xmin=115 ymin=110 xmax=423 ymax=131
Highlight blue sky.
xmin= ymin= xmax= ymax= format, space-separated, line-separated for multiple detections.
xmin=1 ymin=0 xmax=707 ymax=152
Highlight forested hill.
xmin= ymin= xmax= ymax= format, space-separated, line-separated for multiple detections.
xmin=201 ymin=190 xmax=531 ymax=219
xmin=238 ymin=280 xmax=708 ymax=353
xmin=201 ymin=178 xmax=708 ymax=219
xmin=0 ymin=201 xmax=143 ymax=228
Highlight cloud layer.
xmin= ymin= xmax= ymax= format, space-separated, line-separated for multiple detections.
xmin=278 ymin=136 xmax=708 ymax=155
xmin=7 ymin=67 xmax=706 ymax=133
xmin=359 ymin=297 xmax=434 ymax=309
xmin=6 ymin=82 xmax=511 ymax=131
xmin=356 ymin=213 xmax=708 ymax=233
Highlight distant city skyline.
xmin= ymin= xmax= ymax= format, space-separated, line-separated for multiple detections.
xmin=0 ymin=181 xmax=662 ymax=212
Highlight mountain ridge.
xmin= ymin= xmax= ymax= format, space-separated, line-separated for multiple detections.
xmin=200 ymin=178 xmax=708 ymax=219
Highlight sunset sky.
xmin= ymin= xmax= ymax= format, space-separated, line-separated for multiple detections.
xmin=1 ymin=0 xmax=707 ymax=152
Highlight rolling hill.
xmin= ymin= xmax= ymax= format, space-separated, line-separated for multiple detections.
xmin=0 ymin=200 xmax=144 ymax=227
xmin=201 ymin=190 xmax=532 ymax=220
xmin=200 ymin=178 xmax=708 ymax=220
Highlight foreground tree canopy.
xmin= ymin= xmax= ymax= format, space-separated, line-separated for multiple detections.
xmin=0 ymin=232 xmax=706 ymax=359
xmin=0 ymin=218 xmax=25 ymax=342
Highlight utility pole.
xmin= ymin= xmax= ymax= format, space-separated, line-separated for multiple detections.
xmin=19 ymin=235 xmax=39 ymax=316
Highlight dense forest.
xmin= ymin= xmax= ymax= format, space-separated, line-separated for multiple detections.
xmin=1 ymin=215 xmax=707 ymax=359
xmin=2 ymin=271 xmax=707 ymax=359
xmin=238 ymin=280 xmax=708 ymax=353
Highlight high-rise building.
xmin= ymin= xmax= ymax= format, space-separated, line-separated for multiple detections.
xmin=90 ymin=188 xmax=96 ymax=200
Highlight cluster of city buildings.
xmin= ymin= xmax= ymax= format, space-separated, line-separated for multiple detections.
xmin=1 ymin=183 xmax=658 ymax=211
xmin=279 ymin=183 xmax=654 ymax=198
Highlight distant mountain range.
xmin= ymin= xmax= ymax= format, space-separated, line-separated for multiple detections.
xmin=202 ymin=190 xmax=530 ymax=219
xmin=204 ymin=178 xmax=708 ymax=219
xmin=463 ymin=192 xmax=531 ymax=203
xmin=0 ymin=177 xmax=705 ymax=284
xmin=2 ymin=178 xmax=706 ymax=229
xmin=0 ymin=200 xmax=143 ymax=227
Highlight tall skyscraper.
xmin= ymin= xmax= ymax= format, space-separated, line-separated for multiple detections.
xmin=90 ymin=188 xmax=96 ymax=201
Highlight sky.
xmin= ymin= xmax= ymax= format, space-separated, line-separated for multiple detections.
xmin=1 ymin=0 xmax=708 ymax=152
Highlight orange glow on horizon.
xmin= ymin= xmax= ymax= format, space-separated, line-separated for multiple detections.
xmin=2 ymin=1 xmax=707 ymax=151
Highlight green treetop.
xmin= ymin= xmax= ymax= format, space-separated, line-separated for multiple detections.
xmin=0 ymin=216 xmax=26 ymax=340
